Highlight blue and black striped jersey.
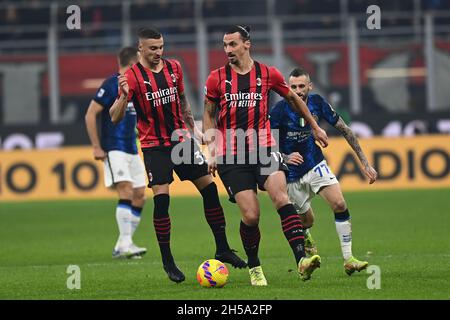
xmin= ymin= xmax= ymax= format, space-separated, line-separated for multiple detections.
xmin=269 ymin=94 xmax=339 ymax=182
xmin=93 ymin=73 xmax=137 ymax=154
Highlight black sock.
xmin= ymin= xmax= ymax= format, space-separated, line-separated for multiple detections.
xmin=239 ymin=221 xmax=261 ymax=268
xmin=334 ymin=209 xmax=350 ymax=222
xmin=200 ymin=182 xmax=230 ymax=253
xmin=278 ymin=204 xmax=305 ymax=264
xmin=118 ymin=199 xmax=132 ymax=207
xmin=153 ymin=194 xmax=173 ymax=265
xmin=131 ymin=206 xmax=143 ymax=217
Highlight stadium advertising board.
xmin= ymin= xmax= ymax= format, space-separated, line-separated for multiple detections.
xmin=0 ymin=147 xmax=203 ymax=201
xmin=325 ymin=135 xmax=450 ymax=191
xmin=0 ymin=135 xmax=449 ymax=201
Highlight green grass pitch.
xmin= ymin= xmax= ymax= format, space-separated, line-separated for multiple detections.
xmin=1 ymin=189 xmax=449 ymax=300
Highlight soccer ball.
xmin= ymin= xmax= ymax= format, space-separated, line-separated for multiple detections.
xmin=196 ymin=259 xmax=229 ymax=288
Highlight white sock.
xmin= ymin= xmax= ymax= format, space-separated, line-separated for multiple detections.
xmin=130 ymin=209 xmax=142 ymax=236
xmin=335 ymin=219 xmax=352 ymax=261
xmin=305 ymin=228 xmax=311 ymax=236
xmin=115 ymin=202 xmax=133 ymax=250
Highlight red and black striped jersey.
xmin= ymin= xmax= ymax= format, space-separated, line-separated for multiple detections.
xmin=204 ymin=61 xmax=290 ymax=157
xmin=123 ymin=59 xmax=189 ymax=149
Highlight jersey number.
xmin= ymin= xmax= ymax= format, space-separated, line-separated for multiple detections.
xmin=314 ymin=163 xmax=330 ymax=177
xmin=194 ymin=151 xmax=206 ymax=165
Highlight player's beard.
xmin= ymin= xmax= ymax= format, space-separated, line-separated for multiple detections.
xmin=297 ymin=92 xmax=308 ymax=101
xmin=152 ymin=56 xmax=161 ymax=65
xmin=228 ymin=54 xmax=238 ymax=65
xmin=144 ymin=55 xmax=161 ymax=68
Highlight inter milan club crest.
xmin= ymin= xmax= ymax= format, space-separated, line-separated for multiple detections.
xmin=256 ymin=77 xmax=262 ymax=86
xmin=170 ymin=73 xmax=177 ymax=83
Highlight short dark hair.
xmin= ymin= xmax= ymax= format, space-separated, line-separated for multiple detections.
xmin=225 ymin=25 xmax=251 ymax=41
xmin=289 ymin=67 xmax=311 ymax=80
xmin=137 ymin=27 xmax=162 ymax=40
xmin=118 ymin=47 xmax=138 ymax=67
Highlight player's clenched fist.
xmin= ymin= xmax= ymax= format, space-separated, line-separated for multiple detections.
xmin=207 ymin=156 xmax=217 ymax=177
xmin=93 ymin=146 xmax=107 ymax=161
xmin=364 ymin=165 xmax=378 ymax=184
xmin=312 ymin=127 xmax=329 ymax=148
xmin=118 ymin=74 xmax=129 ymax=96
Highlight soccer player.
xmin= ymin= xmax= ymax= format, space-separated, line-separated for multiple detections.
xmin=110 ymin=27 xmax=246 ymax=283
xmin=85 ymin=47 xmax=147 ymax=259
xmin=269 ymin=67 xmax=378 ymax=275
xmin=203 ymin=25 xmax=329 ymax=285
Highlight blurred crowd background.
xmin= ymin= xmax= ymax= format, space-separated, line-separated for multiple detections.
xmin=2 ymin=0 xmax=450 ymax=38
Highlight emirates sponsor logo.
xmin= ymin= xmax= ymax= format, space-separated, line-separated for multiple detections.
xmin=145 ymin=87 xmax=178 ymax=107
xmin=224 ymin=91 xmax=263 ymax=108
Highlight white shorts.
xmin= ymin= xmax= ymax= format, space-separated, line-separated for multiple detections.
xmin=287 ymin=159 xmax=339 ymax=214
xmin=103 ymin=150 xmax=147 ymax=188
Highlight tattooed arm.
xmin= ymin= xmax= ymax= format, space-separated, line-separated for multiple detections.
xmin=179 ymin=92 xmax=204 ymax=144
xmin=334 ymin=117 xmax=378 ymax=184
xmin=203 ymin=98 xmax=219 ymax=176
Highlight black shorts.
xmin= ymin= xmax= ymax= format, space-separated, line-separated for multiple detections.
xmin=217 ymin=149 xmax=289 ymax=203
xmin=142 ymin=139 xmax=208 ymax=187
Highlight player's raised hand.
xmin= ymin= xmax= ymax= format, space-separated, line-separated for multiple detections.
xmin=364 ymin=165 xmax=378 ymax=184
xmin=118 ymin=74 xmax=129 ymax=96
xmin=312 ymin=127 xmax=329 ymax=148
xmin=93 ymin=146 xmax=107 ymax=161
xmin=286 ymin=152 xmax=303 ymax=165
